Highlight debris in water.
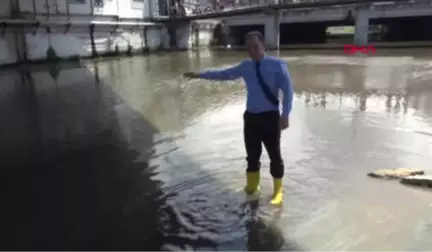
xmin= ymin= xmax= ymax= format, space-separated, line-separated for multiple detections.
xmin=400 ymin=175 xmax=432 ymax=188
xmin=367 ymin=168 xmax=425 ymax=179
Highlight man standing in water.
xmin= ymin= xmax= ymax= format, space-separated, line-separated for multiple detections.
xmin=183 ymin=31 xmax=294 ymax=205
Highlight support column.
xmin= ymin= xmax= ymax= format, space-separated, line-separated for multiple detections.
xmin=149 ymin=0 xmax=157 ymax=17
xmin=193 ymin=23 xmax=199 ymax=48
xmin=143 ymin=26 xmax=148 ymax=52
xmin=89 ymin=24 xmax=97 ymax=57
xmin=264 ymin=10 xmax=280 ymax=50
xmin=166 ymin=21 xmax=177 ymax=49
xmin=354 ymin=7 xmax=370 ymax=45
xmin=167 ymin=21 xmax=192 ymax=50
xmin=175 ymin=21 xmax=191 ymax=49
xmin=220 ymin=21 xmax=232 ymax=46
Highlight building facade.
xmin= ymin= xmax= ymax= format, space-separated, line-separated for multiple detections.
xmin=0 ymin=0 xmax=173 ymax=65
xmin=11 ymin=0 xmax=169 ymax=19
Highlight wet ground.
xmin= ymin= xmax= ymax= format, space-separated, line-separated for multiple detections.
xmin=1 ymin=49 xmax=432 ymax=250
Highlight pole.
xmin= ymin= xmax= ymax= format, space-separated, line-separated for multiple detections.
xmin=45 ymin=0 xmax=49 ymax=19
xmin=32 ymin=0 xmax=36 ymax=17
xmin=90 ymin=0 xmax=94 ymax=15
xmin=89 ymin=24 xmax=97 ymax=57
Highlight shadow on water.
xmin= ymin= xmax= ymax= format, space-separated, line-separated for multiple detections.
xmin=0 ymin=59 xmax=303 ymax=250
xmin=0 ymin=61 xmax=165 ymax=250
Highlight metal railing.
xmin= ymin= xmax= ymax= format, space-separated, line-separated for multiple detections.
xmin=171 ymin=0 xmax=279 ymax=16
xmin=169 ymin=0 xmax=342 ymax=17
xmin=168 ymin=0 xmax=423 ymax=18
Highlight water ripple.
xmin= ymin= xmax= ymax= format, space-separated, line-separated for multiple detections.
xmin=145 ymin=53 xmax=432 ymax=250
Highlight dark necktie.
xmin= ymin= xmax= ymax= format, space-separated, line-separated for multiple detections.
xmin=255 ymin=61 xmax=267 ymax=90
xmin=254 ymin=61 xmax=279 ymax=105
xmin=255 ymin=61 xmax=262 ymax=81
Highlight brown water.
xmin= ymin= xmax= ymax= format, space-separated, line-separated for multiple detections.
xmin=1 ymin=49 xmax=432 ymax=250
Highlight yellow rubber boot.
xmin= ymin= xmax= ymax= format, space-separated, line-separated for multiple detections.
xmin=270 ymin=178 xmax=283 ymax=205
xmin=244 ymin=172 xmax=260 ymax=195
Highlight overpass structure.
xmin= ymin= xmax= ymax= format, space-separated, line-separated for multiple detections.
xmin=165 ymin=0 xmax=432 ymax=49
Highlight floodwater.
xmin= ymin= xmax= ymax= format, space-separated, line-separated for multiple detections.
xmin=1 ymin=49 xmax=432 ymax=251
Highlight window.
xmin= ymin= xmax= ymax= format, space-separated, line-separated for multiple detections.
xmin=68 ymin=0 xmax=86 ymax=4
xmin=131 ymin=0 xmax=145 ymax=9
xmin=94 ymin=0 xmax=103 ymax=6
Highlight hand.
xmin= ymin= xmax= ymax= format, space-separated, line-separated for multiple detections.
xmin=279 ymin=116 xmax=289 ymax=131
xmin=183 ymin=72 xmax=199 ymax=79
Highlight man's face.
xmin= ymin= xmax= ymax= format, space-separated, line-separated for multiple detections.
xmin=246 ymin=35 xmax=265 ymax=60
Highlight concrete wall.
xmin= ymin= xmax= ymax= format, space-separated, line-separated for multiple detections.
xmin=0 ymin=22 xmax=220 ymax=66
xmin=224 ymin=10 xmax=349 ymax=26
xmin=0 ymin=25 xmax=169 ymax=65
xmin=0 ymin=33 xmax=19 ymax=65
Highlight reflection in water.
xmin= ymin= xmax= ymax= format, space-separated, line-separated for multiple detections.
xmin=0 ymin=62 xmax=166 ymax=250
xmin=1 ymin=49 xmax=432 ymax=250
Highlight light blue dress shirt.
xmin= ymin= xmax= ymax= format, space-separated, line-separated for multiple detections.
xmin=198 ymin=55 xmax=294 ymax=118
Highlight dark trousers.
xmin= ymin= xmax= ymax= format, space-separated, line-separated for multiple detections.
xmin=243 ymin=110 xmax=284 ymax=178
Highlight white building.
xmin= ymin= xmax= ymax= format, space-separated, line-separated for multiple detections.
xmin=0 ymin=0 xmax=172 ymax=65
xmin=12 ymin=0 xmax=169 ymax=21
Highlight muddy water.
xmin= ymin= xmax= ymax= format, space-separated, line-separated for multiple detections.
xmin=1 ymin=49 xmax=432 ymax=250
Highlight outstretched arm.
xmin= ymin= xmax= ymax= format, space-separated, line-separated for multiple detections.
xmin=277 ymin=62 xmax=294 ymax=119
xmin=184 ymin=62 xmax=245 ymax=81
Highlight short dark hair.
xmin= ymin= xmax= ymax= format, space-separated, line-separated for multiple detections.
xmin=245 ymin=31 xmax=265 ymax=43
